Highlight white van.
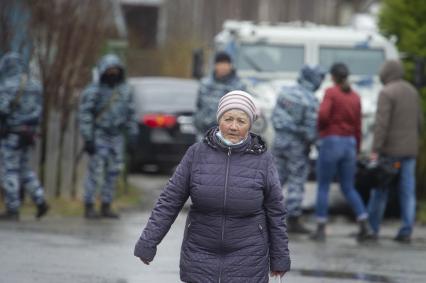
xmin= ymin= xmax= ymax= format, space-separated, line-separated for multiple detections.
xmin=211 ymin=20 xmax=399 ymax=155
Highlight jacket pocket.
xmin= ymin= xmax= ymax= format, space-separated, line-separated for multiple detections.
xmin=258 ymin=224 xmax=268 ymax=254
xmin=258 ymin=224 xmax=265 ymax=239
xmin=182 ymin=220 xmax=192 ymax=246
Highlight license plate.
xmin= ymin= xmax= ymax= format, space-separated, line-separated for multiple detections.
xmin=150 ymin=129 xmax=171 ymax=143
xmin=180 ymin=124 xmax=196 ymax=134
xmin=177 ymin=116 xmax=196 ymax=134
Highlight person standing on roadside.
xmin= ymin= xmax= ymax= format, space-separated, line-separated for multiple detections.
xmin=193 ymin=51 xmax=246 ymax=138
xmin=79 ymin=54 xmax=138 ymax=219
xmin=368 ymin=60 xmax=423 ymax=243
xmin=272 ymin=65 xmax=324 ymax=234
xmin=311 ymin=63 xmax=371 ymax=242
xmin=0 ymin=52 xmax=49 ymax=221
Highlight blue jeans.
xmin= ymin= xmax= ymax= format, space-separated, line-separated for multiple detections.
xmin=315 ymin=136 xmax=368 ymax=222
xmin=368 ymin=157 xmax=416 ymax=237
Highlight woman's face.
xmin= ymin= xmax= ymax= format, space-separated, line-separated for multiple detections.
xmin=218 ymin=109 xmax=250 ymax=144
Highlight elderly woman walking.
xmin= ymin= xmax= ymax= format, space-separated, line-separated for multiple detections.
xmin=134 ymin=90 xmax=290 ymax=282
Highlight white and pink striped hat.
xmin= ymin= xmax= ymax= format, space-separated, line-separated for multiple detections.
xmin=216 ymin=90 xmax=258 ymax=125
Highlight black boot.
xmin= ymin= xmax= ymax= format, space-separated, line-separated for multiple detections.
xmin=393 ymin=234 xmax=411 ymax=244
xmin=84 ymin=203 xmax=100 ymax=219
xmin=287 ymin=216 xmax=310 ymax=234
xmin=36 ymin=201 xmax=49 ymax=219
xmin=101 ymin=203 xmax=119 ymax=219
xmin=310 ymin=223 xmax=326 ymax=242
xmin=356 ymin=219 xmax=374 ymax=242
xmin=0 ymin=210 xmax=19 ymax=221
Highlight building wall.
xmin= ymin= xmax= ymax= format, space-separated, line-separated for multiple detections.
xmin=124 ymin=0 xmax=377 ymax=77
xmin=161 ymin=0 xmax=375 ymax=47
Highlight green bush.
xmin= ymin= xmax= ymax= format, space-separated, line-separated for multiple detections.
xmin=379 ymin=0 xmax=426 ymax=199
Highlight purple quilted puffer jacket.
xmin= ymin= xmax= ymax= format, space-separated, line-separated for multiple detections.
xmin=134 ymin=128 xmax=291 ymax=282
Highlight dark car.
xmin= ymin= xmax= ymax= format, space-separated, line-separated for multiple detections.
xmin=128 ymin=77 xmax=198 ymax=173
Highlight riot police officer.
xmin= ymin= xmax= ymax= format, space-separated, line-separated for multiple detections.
xmin=194 ymin=51 xmax=246 ymax=137
xmin=0 ymin=52 xmax=49 ymax=221
xmin=79 ymin=54 xmax=138 ymax=219
xmin=272 ymin=65 xmax=324 ymax=233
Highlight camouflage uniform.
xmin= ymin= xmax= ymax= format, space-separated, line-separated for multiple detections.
xmin=79 ymin=54 xmax=138 ymax=208
xmin=0 ymin=52 xmax=46 ymax=214
xmin=193 ymin=70 xmax=245 ymax=136
xmin=272 ymin=66 xmax=324 ymax=218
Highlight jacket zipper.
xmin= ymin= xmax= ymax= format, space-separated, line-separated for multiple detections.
xmin=219 ymin=147 xmax=232 ymax=283
xmin=221 ymin=147 xmax=231 ymax=241
xmin=258 ymin=224 xmax=266 ymax=244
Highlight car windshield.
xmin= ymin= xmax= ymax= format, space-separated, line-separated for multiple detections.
xmin=132 ymin=81 xmax=198 ymax=114
xmin=236 ymin=43 xmax=305 ymax=72
xmin=319 ymin=47 xmax=385 ymax=76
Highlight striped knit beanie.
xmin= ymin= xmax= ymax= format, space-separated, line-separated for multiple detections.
xmin=216 ymin=90 xmax=258 ymax=125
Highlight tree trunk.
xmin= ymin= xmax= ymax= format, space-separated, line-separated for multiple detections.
xmin=38 ymin=92 xmax=50 ymax=186
xmin=71 ymin=103 xmax=80 ymax=200
xmin=54 ymin=121 xmax=66 ymax=198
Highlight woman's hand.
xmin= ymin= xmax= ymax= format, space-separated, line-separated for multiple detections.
xmin=270 ymin=271 xmax=286 ymax=278
xmin=139 ymin=257 xmax=150 ymax=265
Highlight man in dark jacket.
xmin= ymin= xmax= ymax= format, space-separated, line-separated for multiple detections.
xmin=193 ymin=51 xmax=246 ymax=137
xmin=368 ymin=60 xmax=423 ymax=243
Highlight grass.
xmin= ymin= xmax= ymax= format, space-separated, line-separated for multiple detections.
xmin=0 ymin=181 xmax=142 ymax=218
xmin=114 ymin=181 xmax=143 ymax=211
xmin=418 ymin=200 xmax=426 ymax=225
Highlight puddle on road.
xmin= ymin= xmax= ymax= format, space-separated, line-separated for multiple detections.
xmin=291 ymin=268 xmax=395 ymax=282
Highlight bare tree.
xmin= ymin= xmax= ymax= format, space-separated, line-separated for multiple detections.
xmin=28 ymin=0 xmax=114 ymax=197
xmin=0 ymin=0 xmax=30 ymax=55
xmin=0 ymin=1 xmax=14 ymax=53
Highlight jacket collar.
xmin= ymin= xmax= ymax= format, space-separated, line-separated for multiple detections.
xmin=203 ymin=127 xmax=267 ymax=155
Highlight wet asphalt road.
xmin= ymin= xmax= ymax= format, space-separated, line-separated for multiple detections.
xmin=0 ymin=174 xmax=425 ymax=283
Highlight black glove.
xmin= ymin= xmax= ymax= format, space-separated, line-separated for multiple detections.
xmin=0 ymin=125 xmax=8 ymax=139
xmin=126 ymin=135 xmax=139 ymax=154
xmin=0 ymin=115 xmax=8 ymax=138
xmin=84 ymin=140 xmax=96 ymax=155
xmin=25 ymin=117 xmax=40 ymax=126
xmin=18 ymin=130 xmax=36 ymax=148
xmin=304 ymin=143 xmax=311 ymax=156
